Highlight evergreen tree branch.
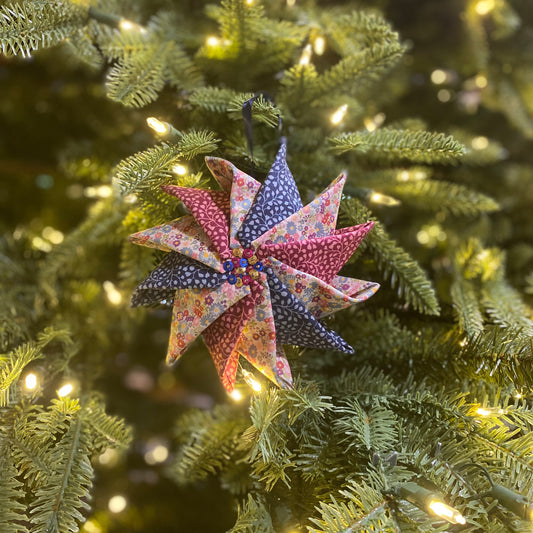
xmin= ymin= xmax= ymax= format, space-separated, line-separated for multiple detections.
xmin=385 ymin=180 xmax=499 ymax=216
xmin=482 ymin=280 xmax=533 ymax=336
xmin=330 ymin=130 xmax=465 ymax=165
xmin=342 ymin=199 xmax=440 ymax=315
xmin=450 ymin=278 xmax=484 ymax=337
xmin=0 ymin=1 xmax=88 ymax=58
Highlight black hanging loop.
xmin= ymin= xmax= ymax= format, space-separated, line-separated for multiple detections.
xmin=242 ymin=92 xmax=282 ymax=176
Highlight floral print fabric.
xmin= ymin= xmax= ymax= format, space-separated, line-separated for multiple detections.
xmin=130 ymin=139 xmax=378 ymax=391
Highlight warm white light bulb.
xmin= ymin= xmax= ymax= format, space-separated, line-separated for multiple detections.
xmin=229 ymin=389 xmax=243 ymax=402
xmin=370 ymin=192 xmax=400 ymax=206
xmin=25 ymin=373 xmax=38 ymax=390
xmin=330 ymin=104 xmax=348 ymax=125
xmin=108 ymin=495 xmax=127 ymax=513
xmin=172 ymin=164 xmax=187 ymax=176
xmin=313 ymin=36 xmax=326 ymax=55
xmin=57 ymin=383 xmax=73 ymax=397
xmin=146 ymin=117 xmax=170 ymax=135
xmin=471 ymin=136 xmax=489 ymax=150
xmin=103 ymin=281 xmax=122 ymax=306
xmin=299 ymin=44 xmax=313 ymax=66
xmin=428 ymin=500 xmax=466 ymax=525
xmin=475 ymin=0 xmax=495 ymax=15
xmin=206 ymin=35 xmax=221 ymax=47
xmin=430 ymin=69 xmax=447 ymax=85
xmin=242 ymin=369 xmax=262 ymax=392
xmin=118 ymin=19 xmax=147 ymax=33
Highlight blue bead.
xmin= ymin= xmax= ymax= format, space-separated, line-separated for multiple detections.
xmin=254 ymin=261 xmax=263 ymax=271
xmin=223 ymin=260 xmax=234 ymax=272
xmin=227 ymin=274 xmax=237 ymax=284
xmin=239 ymin=258 xmax=248 ymax=267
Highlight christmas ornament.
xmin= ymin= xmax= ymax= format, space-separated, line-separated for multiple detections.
xmin=129 ymin=141 xmax=378 ymax=391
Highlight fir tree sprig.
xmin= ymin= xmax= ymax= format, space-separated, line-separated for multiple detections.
xmin=341 ymin=199 xmax=441 ymax=315
xmin=330 ymin=130 xmax=465 ymax=164
xmin=0 ymin=1 xmax=88 ymax=57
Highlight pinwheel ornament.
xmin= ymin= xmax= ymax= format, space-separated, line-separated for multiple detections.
xmin=129 ymin=142 xmax=379 ymax=392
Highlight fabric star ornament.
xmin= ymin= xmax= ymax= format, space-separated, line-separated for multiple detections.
xmin=129 ymin=141 xmax=379 ymax=392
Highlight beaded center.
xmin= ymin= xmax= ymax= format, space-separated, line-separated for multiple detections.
xmin=223 ymin=248 xmax=263 ymax=287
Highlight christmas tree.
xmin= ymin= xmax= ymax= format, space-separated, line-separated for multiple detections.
xmin=1 ymin=0 xmax=533 ymax=531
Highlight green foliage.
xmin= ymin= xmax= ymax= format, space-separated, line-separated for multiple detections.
xmin=0 ymin=1 xmax=88 ymax=57
xmin=342 ymin=199 xmax=440 ymax=315
xmin=330 ymin=129 xmax=465 ymax=164
xmin=385 ymin=180 xmax=499 ymax=216
xmin=450 ymin=277 xmax=484 ymax=337
xmin=2 ymin=0 xmax=533 ymax=532
xmin=228 ymin=495 xmax=275 ymax=533
xmin=169 ymin=405 xmax=249 ymax=484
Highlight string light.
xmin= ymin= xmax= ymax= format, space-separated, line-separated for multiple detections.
xmin=118 ymin=19 xmax=147 ymax=33
xmin=428 ymin=500 xmax=467 ymax=524
xmin=229 ymin=389 xmax=244 ymax=402
xmin=172 ymin=164 xmax=187 ymax=176
xmin=464 ymin=463 xmax=533 ymax=521
xmin=84 ymin=185 xmax=113 ymax=199
xmin=471 ymin=136 xmax=489 ymax=150
xmin=397 ymin=169 xmax=428 ymax=182
xmin=82 ymin=520 xmax=103 ymax=533
xmin=103 ymin=281 xmax=122 ymax=305
xmin=430 ymin=69 xmax=447 ymax=85
xmin=437 ymin=89 xmax=451 ymax=102
xmin=206 ymin=35 xmax=221 ymax=47
xmin=25 ymin=373 xmax=38 ymax=390
xmin=98 ymin=447 xmax=119 ymax=466
xmin=396 ymin=482 xmax=466 ymax=525
xmin=146 ymin=117 xmax=170 ymax=135
xmin=475 ymin=0 xmax=495 ymax=15
xmin=42 ymin=226 xmax=64 ymax=244
xmin=245 ymin=0 xmax=254 ymax=4
xmin=313 ymin=36 xmax=326 ymax=55
xmin=108 ymin=495 xmax=127 ymax=513
xmin=370 ymin=192 xmax=400 ymax=206
xmin=476 ymin=406 xmax=505 ymax=417
xmin=364 ymin=113 xmax=385 ymax=132
xmin=144 ymin=443 xmax=169 ymax=465
xmin=330 ymin=104 xmax=348 ymax=126
xmin=242 ymin=369 xmax=262 ymax=392
xmin=475 ymin=74 xmax=488 ymax=88
xmin=57 ymin=383 xmax=74 ymax=397
xmin=299 ymin=44 xmax=313 ymax=65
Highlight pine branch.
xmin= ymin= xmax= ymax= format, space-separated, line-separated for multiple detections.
xmin=309 ymin=481 xmax=393 ymax=533
xmin=190 ymin=86 xmax=239 ymax=113
xmin=0 ymin=443 xmax=27 ymax=532
xmin=330 ymin=130 xmax=465 ymax=165
xmin=342 ymin=199 xmax=440 ymax=315
xmin=30 ymin=412 xmax=92 ymax=533
xmin=114 ymin=133 xmax=218 ymax=198
xmin=83 ymin=397 xmax=133 ymax=452
xmin=450 ymin=278 xmax=484 ymax=337
xmin=40 ymin=199 xmax=126 ymax=283
xmin=0 ymin=1 xmax=88 ymax=58
xmin=228 ymin=495 xmax=275 ymax=533
xmin=0 ymin=328 xmax=73 ymax=406
xmin=325 ymin=10 xmax=400 ymax=53
xmin=482 ymin=280 xmax=533 ymax=336
xmin=169 ymin=406 xmax=248 ymax=484
xmin=313 ymin=42 xmax=406 ymax=101
xmin=333 ymin=398 xmax=398 ymax=453
xmin=106 ymin=44 xmax=168 ymax=108
xmin=385 ymin=180 xmax=499 ymax=216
